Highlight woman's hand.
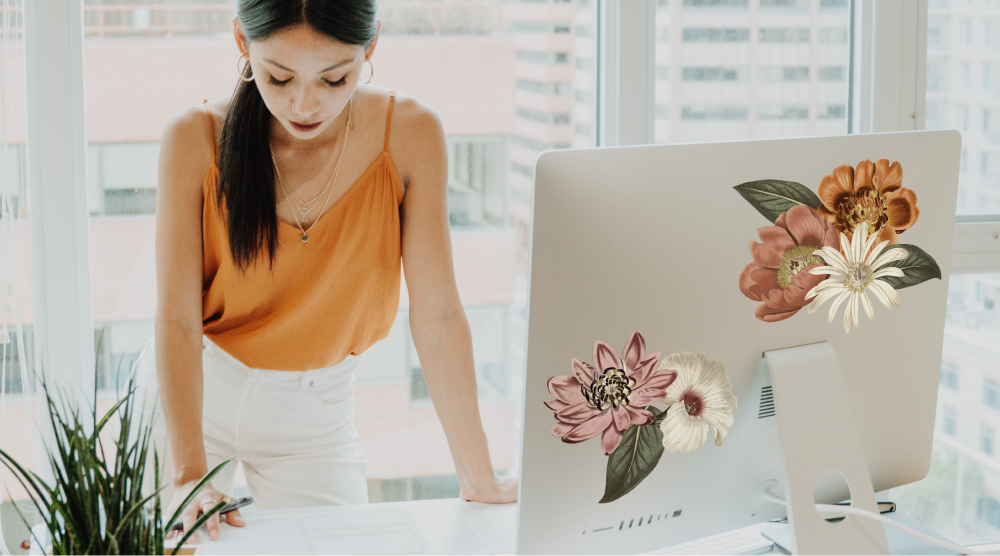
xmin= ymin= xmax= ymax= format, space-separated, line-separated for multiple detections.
xmin=166 ymin=482 xmax=246 ymax=544
xmin=460 ymin=474 xmax=518 ymax=504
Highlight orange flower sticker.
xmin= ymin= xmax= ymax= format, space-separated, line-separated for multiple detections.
xmin=816 ymin=159 xmax=920 ymax=245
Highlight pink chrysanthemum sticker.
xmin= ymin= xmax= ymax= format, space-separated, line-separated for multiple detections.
xmin=544 ymin=331 xmax=678 ymax=455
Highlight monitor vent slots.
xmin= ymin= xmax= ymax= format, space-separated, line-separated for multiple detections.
xmin=585 ymin=510 xmax=683 ymax=535
xmin=758 ymin=386 xmax=775 ymax=419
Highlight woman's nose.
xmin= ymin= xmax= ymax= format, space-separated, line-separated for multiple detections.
xmin=295 ymin=86 xmax=321 ymax=118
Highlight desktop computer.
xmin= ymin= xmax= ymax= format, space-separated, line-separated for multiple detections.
xmin=515 ymin=131 xmax=961 ymax=554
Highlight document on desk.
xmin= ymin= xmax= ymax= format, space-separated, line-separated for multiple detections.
xmin=200 ymin=507 xmax=431 ymax=555
xmin=451 ymin=500 xmax=517 ymax=554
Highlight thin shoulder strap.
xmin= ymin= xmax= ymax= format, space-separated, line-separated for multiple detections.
xmin=383 ymin=91 xmax=396 ymax=152
xmin=202 ymin=99 xmax=217 ymax=161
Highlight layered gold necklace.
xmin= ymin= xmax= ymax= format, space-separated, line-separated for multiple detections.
xmin=270 ymin=98 xmax=353 ymax=243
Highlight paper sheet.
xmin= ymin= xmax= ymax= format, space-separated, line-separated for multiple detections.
xmin=198 ymin=507 xmax=430 ymax=555
xmin=451 ymin=501 xmax=517 ymax=554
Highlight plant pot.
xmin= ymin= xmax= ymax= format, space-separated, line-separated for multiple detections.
xmin=167 ymin=546 xmax=204 ymax=556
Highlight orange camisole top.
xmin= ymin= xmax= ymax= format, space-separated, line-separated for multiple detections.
xmin=200 ymin=92 xmax=403 ymax=371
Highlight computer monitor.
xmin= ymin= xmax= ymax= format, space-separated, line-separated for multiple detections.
xmin=515 ymin=131 xmax=961 ymax=554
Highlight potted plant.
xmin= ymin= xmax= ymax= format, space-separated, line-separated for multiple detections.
xmin=0 ymin=370 xmax=227 ymax=555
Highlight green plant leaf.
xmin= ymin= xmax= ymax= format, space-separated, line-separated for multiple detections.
xmin=171 ymin=500 xmax=228 ymax=556
xmin=875 ymin=244 xmax=942 ymax=290
xmin=0 ymin=368 xmax=183 ymax=554
xmin=734 ymin=180 xmax=822 ymax=223
xmin=599 ymin=406 xmax=665 ymax=504
xmin=166 ymin=458 xmax=234 ymax=533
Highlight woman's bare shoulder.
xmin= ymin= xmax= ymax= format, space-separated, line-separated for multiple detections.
xmin=159 ymin=98 xmax=232 ymax=191
xmin=161 ymin=98 xmax=231 ymax=164
xmin=387 ymin=90 xmax=442 ymax=137
xmin=380 ymin=90 xmax=445 ymax=185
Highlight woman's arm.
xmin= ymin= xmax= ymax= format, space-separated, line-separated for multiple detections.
xmin=156 ymin=106 xmax=210 ymax=485
xmin=155 ymin=104 xmax=244 ymax=539
xmin=394 ymin=95 xmax=516 ymax=503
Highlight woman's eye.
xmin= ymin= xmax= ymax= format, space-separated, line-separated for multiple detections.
xmin=268 ymin=76 xmax=292 ymax=87
xmin=324 ymin=76 xmax=347 ymax=87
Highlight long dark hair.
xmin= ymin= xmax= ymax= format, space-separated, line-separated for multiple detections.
xmin=219 ymin=0 xmax=379 ymax=270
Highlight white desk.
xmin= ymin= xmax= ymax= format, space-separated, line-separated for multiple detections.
xmin=186 ymin=499 xmax=1000 ymax=555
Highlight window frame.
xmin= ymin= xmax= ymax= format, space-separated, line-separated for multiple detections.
xmin=23 ymin=0 xmax=998 ymax=399
xmin=24 ymin=0 xmax=95 ymax=396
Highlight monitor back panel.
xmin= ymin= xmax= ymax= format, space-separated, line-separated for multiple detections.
xmin=517 ymin=131 xmax=961 ymax=554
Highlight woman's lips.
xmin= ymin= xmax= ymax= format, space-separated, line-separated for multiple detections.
xmin=290 ymin=120 xmax=321 ymax=132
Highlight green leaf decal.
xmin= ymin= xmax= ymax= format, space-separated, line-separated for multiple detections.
xmin=876 ymin=244 xmax=942 ymax=290
xmin=652 ymin=408 xmax=669 ymax=428
xmin=734 ymin=180 xmax=822 ymax=223
xmin=599 ymin=406 xmax=665 ymax=504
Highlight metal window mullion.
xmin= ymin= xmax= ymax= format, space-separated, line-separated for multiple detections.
xmin=25 ymin=0 xmax=95 ymax=396
xmin=598 ymin=0 xmax=654 ymax=147
xmin=861 ymin=0 xmax=927 ymax=133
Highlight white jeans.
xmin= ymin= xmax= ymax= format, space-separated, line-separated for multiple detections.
xmin=135 ymin=336 xmax=369 ymax=510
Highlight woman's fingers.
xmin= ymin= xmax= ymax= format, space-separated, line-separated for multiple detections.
xmin=169 ymin=486 xmax=247 ymax=544
xmin=182 ymin=504 xmax=200 ymax=544
xmin=499 ymin=476 xmax=518 ymax=503
xmin=201 ymin=497 xmax=227 ymax=541
xmin=205 ymin=509 xmax=221 ymax=541
xmin=224 ymin=507 xmax=247 ymax=528
xmin=460 ymin=474 xmax=519 ymax=504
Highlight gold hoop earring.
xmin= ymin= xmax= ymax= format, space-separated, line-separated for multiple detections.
xmin=237 ymin=53 xmax=255 ymax=82
xmin=364 ymin=59 xmax=374 ymax=84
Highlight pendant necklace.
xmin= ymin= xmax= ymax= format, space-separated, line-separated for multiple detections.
xmin=272 ymin=98 xmax=352 ymax=243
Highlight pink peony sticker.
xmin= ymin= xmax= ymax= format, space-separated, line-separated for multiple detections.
xmin=739 ymin=205 xmax=840 ymax=322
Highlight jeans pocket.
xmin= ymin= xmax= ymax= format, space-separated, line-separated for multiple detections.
xmin=308 ymin=373 xmax=354 ymax=407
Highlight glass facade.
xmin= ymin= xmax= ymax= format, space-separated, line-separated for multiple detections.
xmin=654 ymin=0 xmax=851 ymax=144
xmin=888 ymin=0 xmax=1000 ymax=546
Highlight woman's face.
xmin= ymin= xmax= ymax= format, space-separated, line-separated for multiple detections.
xmin=237 ymin=23 xmax=372 ymax=141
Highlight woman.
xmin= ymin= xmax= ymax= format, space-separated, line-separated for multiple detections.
xmin=141 ymin=0 xmax=517 ymax=543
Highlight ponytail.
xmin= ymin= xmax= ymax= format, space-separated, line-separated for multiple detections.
xmin=218 ymin=67 xmax=277 ymax=271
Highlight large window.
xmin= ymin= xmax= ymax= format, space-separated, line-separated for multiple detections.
xmin=888 ymin=0 xmax=1000 ymax=546
xmin=0 ymin=0 xmax=41 ymax=541
xmin=923 ymin=0 xmax=1000 ymax=215
xmin=78 ymin=0 xmax=597 ymax=511
xmin=13 ymin=0 xmax=1000 ymax=552
xmin=895 ymin=274 xmax=1000 ymax=544
xmin=654 ymin=0 xmax=851 ymax=143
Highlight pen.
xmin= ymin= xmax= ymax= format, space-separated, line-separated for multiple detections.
xmin=170 ymin=496 xmax=253 ymax=532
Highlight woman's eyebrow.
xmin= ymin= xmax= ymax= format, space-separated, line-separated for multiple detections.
xmin=261 ymin=58 xmax=354 ymax=73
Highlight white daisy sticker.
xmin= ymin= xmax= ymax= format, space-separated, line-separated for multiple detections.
xmin=804 ymin=223 xmax=908 ymax=333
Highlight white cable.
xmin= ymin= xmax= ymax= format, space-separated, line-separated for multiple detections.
xmin=762 ymin=490 xmax=982 ymax=555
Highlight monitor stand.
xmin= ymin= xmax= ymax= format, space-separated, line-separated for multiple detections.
xmin=763 ymin=342 xmax=890 ymax=555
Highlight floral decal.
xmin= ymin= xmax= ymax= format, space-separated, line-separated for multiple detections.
xmin=544 ymin=331 xmax=735 ymax=504
xmin=658 ymin=352 xmax=737 ymax=453
xmin=738 ymin=205 xmax=840 ymax=322
xmin=735 ymin=159 xmax=941 ymax=332
xmin=805 ymin=225 xmax=907 ymax=332
xmin=816 ymin=159 xmax=920 ymax=245
xmin=545 ymin=331 xmax=675 ymax=455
